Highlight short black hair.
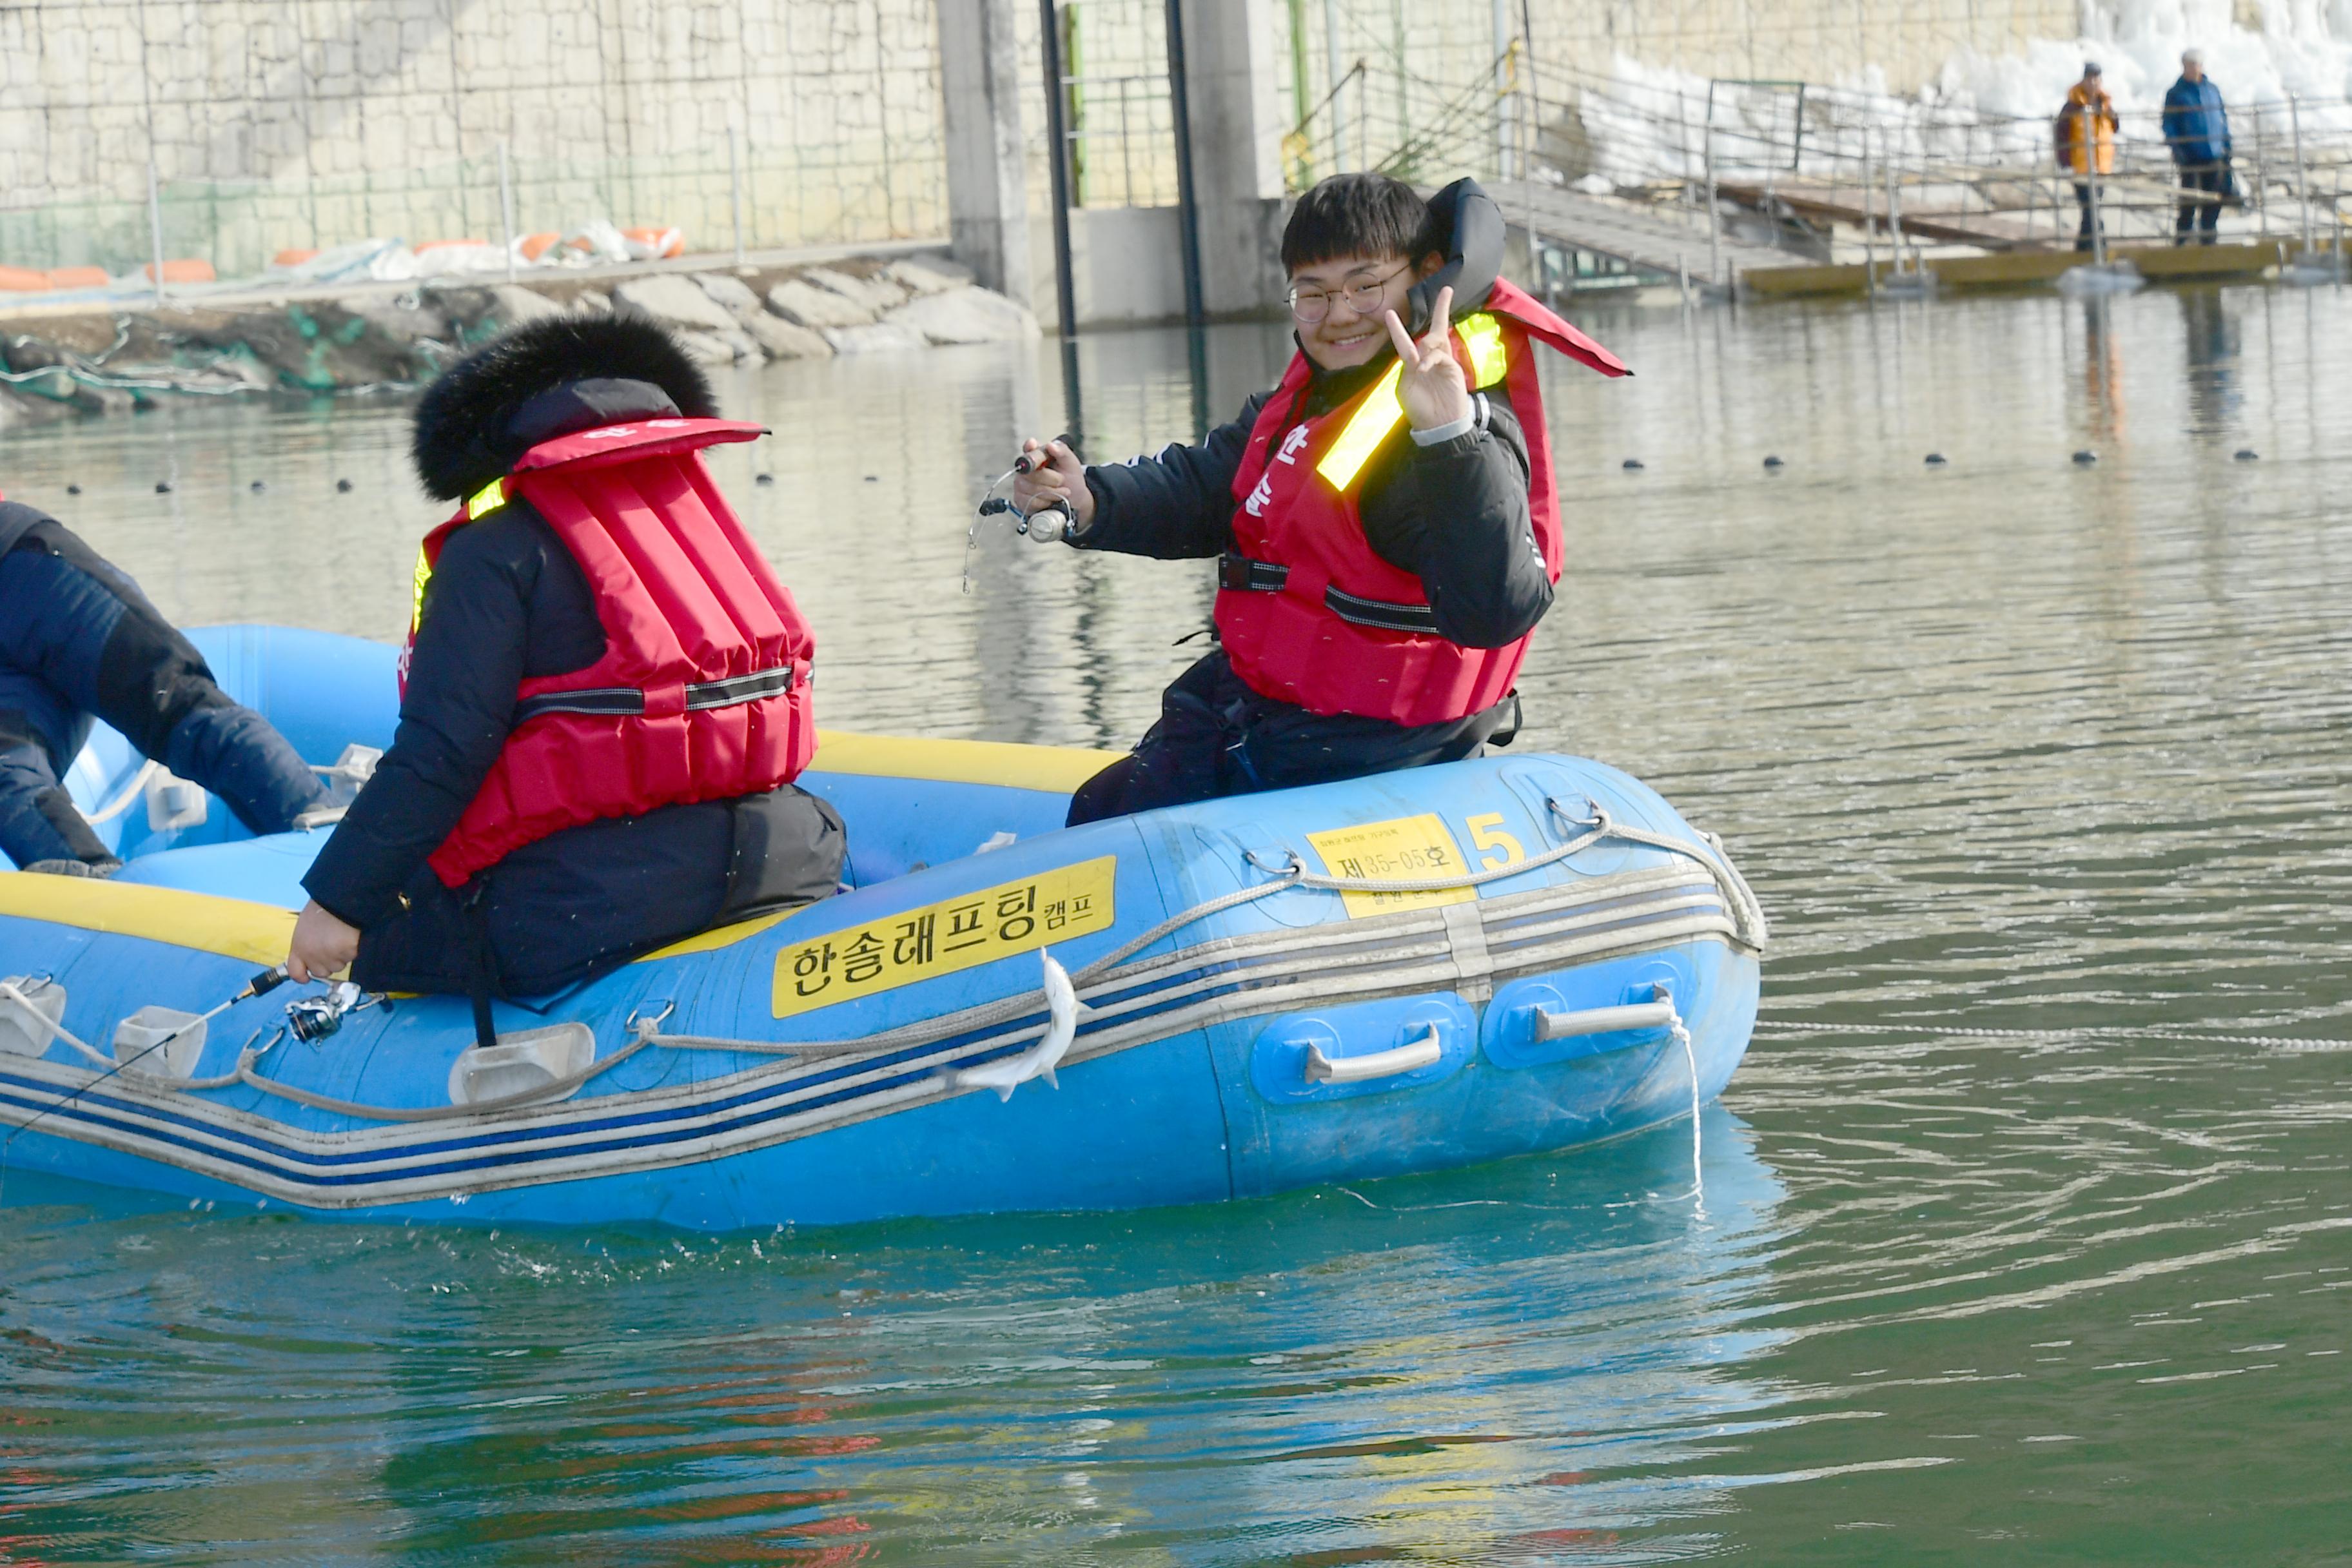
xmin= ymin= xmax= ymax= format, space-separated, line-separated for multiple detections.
xmin=1280 ymin=173 xmax=1438 ymax=273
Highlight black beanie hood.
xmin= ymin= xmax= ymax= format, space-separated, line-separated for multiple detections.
xmin=411 ymin=313 xmax=719 ymax=501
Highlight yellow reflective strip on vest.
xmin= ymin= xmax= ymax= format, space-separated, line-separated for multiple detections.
xmin=1457 ymin=312 xmax=1509 ymax=389
xmin=409 ymin=543 xmax=433 ymax=635
xmin=1315 ymin=362 xmax=1406 ymax=491
xmin=1314 ymin=315 xmax=1513 ymax=491
xmin=466 ymin=476 xmax=507 ymax=520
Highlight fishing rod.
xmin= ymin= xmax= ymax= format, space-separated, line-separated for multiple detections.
xmin=0 ymin=964 xmax=293 ymax=1161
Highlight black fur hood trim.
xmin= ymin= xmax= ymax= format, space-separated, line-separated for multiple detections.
xmin=411 ymin=315 xmax=719 ymax=500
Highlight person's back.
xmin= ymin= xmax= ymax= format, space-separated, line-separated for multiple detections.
xmin=286 ymin=317 xmax=843 ymax=1020
xmin=2057 ymin=69 xmax=2117 ymax=176
xmin=0 ymin=496 xmax=331 ymax=875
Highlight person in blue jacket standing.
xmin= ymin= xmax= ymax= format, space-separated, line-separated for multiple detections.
xmin=2162 ymin=49 xmax=2233 ymax=246
xmin=0 ymin=495 xmax=332 ymax=875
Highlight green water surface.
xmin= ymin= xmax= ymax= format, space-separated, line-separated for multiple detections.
xmin=1 ymin=282 xmax=2346 ymax=1563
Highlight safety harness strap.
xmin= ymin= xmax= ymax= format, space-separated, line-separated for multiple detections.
xmin=1219 ymin=553 xmax=1438 ymax=636
xmin=511 ymin=665 xmax=798 ymax=725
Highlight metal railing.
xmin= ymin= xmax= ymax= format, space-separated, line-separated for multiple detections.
xmin=0 ymin=138 xmax=948 ymax=300
xmin=1473 ymin=59 xmax=2352 ymax=279
xmin=1051 ymin=0 xmax=1185 ymax=210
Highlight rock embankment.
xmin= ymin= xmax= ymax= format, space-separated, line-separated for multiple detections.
xmin=0 ymin=254 xmax=1036 ymax=429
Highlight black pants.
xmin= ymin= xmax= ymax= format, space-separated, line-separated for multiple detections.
xmin=0 ymin=525 xmax=328 ymax=869
xmin=2175 ymin=162 xmax=2233 ymax=244
xmin=351 ymin=786 xmax=845 ymax=999
xmin=1066 ymin=650 xmax=1513 ymax=827
xmin=2073 ymin=182 xmax=2104 ymax=252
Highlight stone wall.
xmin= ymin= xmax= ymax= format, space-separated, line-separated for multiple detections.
xmin=2 ymin=0 xmax=2090 ymax=276
xmin=0 ymin=0 xmax=948 ymax=273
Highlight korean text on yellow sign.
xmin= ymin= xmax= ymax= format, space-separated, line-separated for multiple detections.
xmin=771 ymin=856 xmax=1117 ymax=1018
xmin=1304 ymin=814 xmax=1475 ymax=919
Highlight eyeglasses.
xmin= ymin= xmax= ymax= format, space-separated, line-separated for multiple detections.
xmin=1287 ymin=263 xmax=1410 ymax=324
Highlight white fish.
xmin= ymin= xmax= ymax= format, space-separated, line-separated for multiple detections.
xmin=952 ymin=950 xmax=1080 ymax=1102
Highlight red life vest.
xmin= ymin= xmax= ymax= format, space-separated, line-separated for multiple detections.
xmin=402 ymin=416 xmax=818 ymax=888
xmin=1215 ymin=279 xmax=1625 ymax=726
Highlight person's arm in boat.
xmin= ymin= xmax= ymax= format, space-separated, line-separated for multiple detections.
xmin=294 ymin=513 xmax=585 ymax=974
xmin=1355 ymin=378 xmax=1549 ymax=648
xmin=1012 ymin=397 xmax=1264 ymax=560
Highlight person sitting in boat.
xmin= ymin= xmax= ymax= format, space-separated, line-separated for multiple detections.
xmin=0 ymin=495 xmax=333 ymax=876
xmin=285 ymin=316 xmax=844 ymax=1021
xmin=1012 ymin=173 xmax=1627 ymax=825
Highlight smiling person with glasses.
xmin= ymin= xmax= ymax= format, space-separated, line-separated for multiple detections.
xmin=1014 ymin=173 xmax=1628 ymax=826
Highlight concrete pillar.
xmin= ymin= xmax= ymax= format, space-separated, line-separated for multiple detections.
xmin=937 ymin=0 xmax=1034 ymax=302
xmin=1177 ymin=0 xmax=1288 ymax=316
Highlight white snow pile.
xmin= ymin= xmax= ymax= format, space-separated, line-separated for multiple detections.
xmin=1558 ymin=0 xmax=2352 ymax=184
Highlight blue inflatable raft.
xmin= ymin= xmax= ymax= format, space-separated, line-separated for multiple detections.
xmin=0 ymin=627 xmax=1765 ymax=1231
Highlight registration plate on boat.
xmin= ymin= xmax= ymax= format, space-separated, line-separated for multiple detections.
xmin=1304 ymin=814 xmax=1475 ymax=919
xmin=770 ymin=855 xmax=1118 ymax=1017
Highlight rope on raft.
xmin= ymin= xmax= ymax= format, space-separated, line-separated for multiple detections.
xmin=640 ymin=796 xmax=1766 ymax=1057
xmin=35 ymin=798 xmax=1765 ymax=1122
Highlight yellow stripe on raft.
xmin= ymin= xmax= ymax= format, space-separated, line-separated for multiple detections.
xmin=0 ymin=873 xmax=295 ymax=964
xmin=0 ymin=734 xmax=1126 ymax=963
xmin=638 ymin=908 xmax=799 ymax=961
xmin=807 ymin=730 xmax=1122 ymax=794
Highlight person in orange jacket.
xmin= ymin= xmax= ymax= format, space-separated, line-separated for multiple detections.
xmin=2057 ymin=63 xmax=2121 ymax=252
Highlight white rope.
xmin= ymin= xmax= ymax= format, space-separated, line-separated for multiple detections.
xmin=82 ymin=760 xmax=161 ymax=825
xmin=231 ymin=1032 xmax=662 ymax=1122
xmin=18 ymin=805 xmax=1761 ymax=1124
xmin=1669 ymin=1001 xmax=1703 ymax=1213
xmin=0 ymin=981 xmax=114 ymax=1070
xmin=635 ymin=803 xmax=1753 ymax=1066
xmin=1751 ymin=1017 xmax=2352 ymax=1054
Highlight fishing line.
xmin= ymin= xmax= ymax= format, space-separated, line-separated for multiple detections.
xmin=0 ymin=965 xmax=294 ymax=1209
xmin=961 ymin=435 xmax=1077 ymax=594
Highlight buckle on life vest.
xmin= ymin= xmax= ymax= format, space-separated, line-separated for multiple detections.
xmin=1322 ymin=585 xmax=1438 ymax=634
xmin=511 ymin=665 xmax=798 ymax=725
xmin=1219 ymin=553 xmax=1289 ymax=593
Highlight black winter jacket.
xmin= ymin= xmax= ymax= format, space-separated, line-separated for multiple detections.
xmin=1074 ymin=351 xmax=1549 ymax=649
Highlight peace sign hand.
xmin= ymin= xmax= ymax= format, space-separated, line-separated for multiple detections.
xmin=1382 ymin=284 xmax=1476 ymax=434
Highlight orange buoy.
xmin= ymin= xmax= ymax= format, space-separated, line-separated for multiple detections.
xmin=45 ymin=266 xmax=108 ymax=289
xmin=518 ymin=232 xmax=561 ymax=262
xmin=272 ymin=248 xmax=320 ymax=268
xmin=142 ymin=259 xmax=217 ymax=284
xmin=0 ymin=266 xmax=54 ymax=292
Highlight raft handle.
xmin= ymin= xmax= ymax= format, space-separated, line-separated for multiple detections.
xmin=1304 ymin=1025 xmax=1444 ymax=1085
xmin=1532 ymin=993 xmax=1678 ymax=1042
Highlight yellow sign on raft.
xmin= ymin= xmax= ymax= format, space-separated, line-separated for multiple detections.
xmin=771 ymin=856 xmax=1118 ymax=1018
xmin=1305 ymin=813 xmax=1475 ymax=919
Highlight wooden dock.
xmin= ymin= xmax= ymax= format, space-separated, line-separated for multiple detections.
xmin=1487 ymin=179 xmax=1801 ymax=289
xmin=1741 ymin=239 xmax=2289 ymax=298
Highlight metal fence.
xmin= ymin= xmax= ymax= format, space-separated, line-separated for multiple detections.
xmin=1544 ymin=64 xmax=2352 ymax=261
xmin=0 ymin=139 xmax=948 ymax=295
xmin=1 ymin=0 xmax=949 ymax=295
xmin=1054 ymin=0 xmax=1184 ymax=209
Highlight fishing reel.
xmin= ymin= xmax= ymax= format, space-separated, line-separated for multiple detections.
xmin=962 ymin=433 xmax=1079 ymax=591
xmin=975 ymin=494 xmax=1070 ymax=542
xmin=286 ymin=981 xmax=368 ymax=1043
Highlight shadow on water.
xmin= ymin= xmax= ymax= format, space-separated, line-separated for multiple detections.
xmin=2 ymin=285 xmax=2350 ymax=1561
xmin=0 ymin=1111 xmax=1787 ymax=1564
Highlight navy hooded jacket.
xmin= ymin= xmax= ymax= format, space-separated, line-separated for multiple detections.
xmin=2162 ymin=75 xmax=2231 ymax=166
